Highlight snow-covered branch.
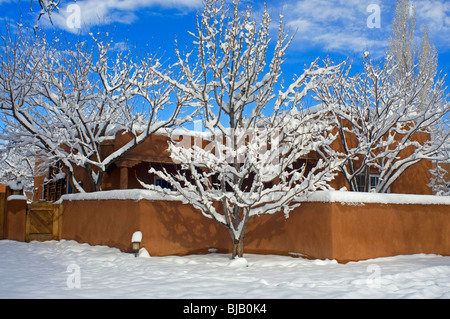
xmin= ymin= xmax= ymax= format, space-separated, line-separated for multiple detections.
xmin=0 ymin=26 xmax=191 ymax=192
xmin=314 ymin=55 xmax=450 ymax=193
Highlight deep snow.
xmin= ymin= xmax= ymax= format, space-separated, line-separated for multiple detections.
xmin=1 ymin=240 xmax=450 ymax=299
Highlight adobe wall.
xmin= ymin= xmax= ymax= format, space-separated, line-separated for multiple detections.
xmin=327 ymin=127 xmax=435 ymax=194
xmin=245 ymin=200 xmax=450 ymax=262
xmin=329 ymin=202 xmax=450 ymax=262
xmin=60 ymin=199 xmax=141 ymax=252
xmin=137 ymin=200 xmax=230 ymax=255
xmin=3 ymin=197 xmax=27 ymax=242
xmin=58 ymin=194 xmax=450 ymax=262
xmin=244 ymin=202 xmax=334 ymax=259
xmin=329 ymin=158 xmax=433 ymax=195
xmin=60 ymin=198 xmax=230 ymax=255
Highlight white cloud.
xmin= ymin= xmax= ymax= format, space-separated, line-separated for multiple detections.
xmin=42 ymin=0 xmax=203 ymax=33
xmin=39 ymin=0 xmax=450 ymax=55
xmin=275 ymin=0 xmax=388 ymax=56
xmin=276 ymin=0 xmax=450 ymax=55
xmin=413 ymin=0 xmax=450 ymax=40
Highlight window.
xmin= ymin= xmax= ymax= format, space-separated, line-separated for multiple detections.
xmin=355 ymin=174 xmax=380 ymax=192
xmin=154 ymin=177 xmax=173 ymax=190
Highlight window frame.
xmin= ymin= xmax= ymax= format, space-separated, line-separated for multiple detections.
xmin=355 ymin=173 xmax=383 ymax=192
xmin=154 ymin=176 xmax=173 ymax=191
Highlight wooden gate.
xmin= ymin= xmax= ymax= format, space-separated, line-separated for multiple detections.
xmin=26 ymin=202 xmax=61 ymax=242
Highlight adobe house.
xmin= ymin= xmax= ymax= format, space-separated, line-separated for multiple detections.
xmin=326 ymin=126 xmax=436 ymax=195
xmin=34 ymin=131 xmax=196 ymax=200
xmin=33 ymin=125 xmax=439 ymax=202
xmin=13 ymin=131 xmax=450 ymax=262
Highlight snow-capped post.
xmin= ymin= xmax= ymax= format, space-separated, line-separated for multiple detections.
xmin=131 ymin=231 xmax=142 ymax=257
xmin=140 ymin=0 xmax=343 ymax=259
xmin=6 ymin=180 xmax=24 ymax=196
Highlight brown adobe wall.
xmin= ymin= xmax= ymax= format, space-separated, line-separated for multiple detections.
xmin=58 ymin=196 xmax=450 ymax=263
xmin=328 ymin=159 xmax=433 ymax=195
xmin=244 ymin=202 xmax=334 ymax=259
xmin=112 ymin=132 xmax=173 ymax=163
xmin=244 ymin=200 xmax=450 ymax=262
xmin=329 ymin=201 xmax=450 ymax=262
xmin=60 ymin=199 xmax=141 ymax=252
xmin=3 ymin=197 xmax=27 ymax=242
xmin=138 ymin=200 xmax=230 ymax=255
xmin=33 ymin=174 xmax=46 ymax=201
xmin=60 ymin=198 xmax=230 ymax=255
xmin=389 ymin=159 xmax=433 ymax=194
xmin=326 ymin=125 xmax=435 ymax=194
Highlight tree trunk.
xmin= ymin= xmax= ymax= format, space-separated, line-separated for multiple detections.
xmin=90 ymin=169 xmax=103 ymax=192
xmin=229 ymin=208 xmax=252 ymax=259
xmin=94 ymin=182 xmax=102 ymax=192
xmin=364 ymin=166 xmax=370 ymax=192
xmin=231 ymin=237 xmax=244 ymax=259
xmin=95 ymin=170 xmax=103 ymax=192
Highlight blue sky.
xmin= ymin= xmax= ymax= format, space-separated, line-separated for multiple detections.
xmin=1 ymin=0 xmax=450 ymax=83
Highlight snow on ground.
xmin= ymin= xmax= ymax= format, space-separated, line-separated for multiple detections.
xmin=1 ymin=239 xmax=450 ymax=299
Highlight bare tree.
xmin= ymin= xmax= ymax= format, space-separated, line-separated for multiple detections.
xmin=26 ymin=0 xmax=62 ymax=31
xmin=428 ymin=159 xmax=450 ymax=196
xmin=312 ymin=0 xmax=449 ymax=193
xmin=0 ymin=137 xmax=37 ymax=192
xmin=388 ymin=0 xmax=417 ymax=78
xmin=418 ymin=25 xmax=438 ymax=108
xmin=389 ymin=0 xmax=438 ymax=108
xmin=314 ymin=54 xmax=449 ymax=193
xmin=140 ymin=0 xmax=342 ymax=259
xmin=0 ymin=26 xmax=190 ymax=192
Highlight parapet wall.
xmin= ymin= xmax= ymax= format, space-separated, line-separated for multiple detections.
xmin=56 ymin=190 xmax=450 ymax=262
xmin=60 ymin=195 xmax=230 ymax=255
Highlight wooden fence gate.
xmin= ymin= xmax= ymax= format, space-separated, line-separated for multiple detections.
xmin=26 ymin=202 xmax=61 ymax=242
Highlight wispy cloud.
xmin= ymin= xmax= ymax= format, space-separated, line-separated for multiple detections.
xmin=271 ymin=0 xmax=450 ymax=56
xmin=273 ymin=0 xmax=388 ymax=57
xmin=41 ymin=0 xmax=203 ymax=32
xmin=413 ymin=0 xmax=450 ymax=47
xmin=38 ymin=0 xmax=450 ymax=56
